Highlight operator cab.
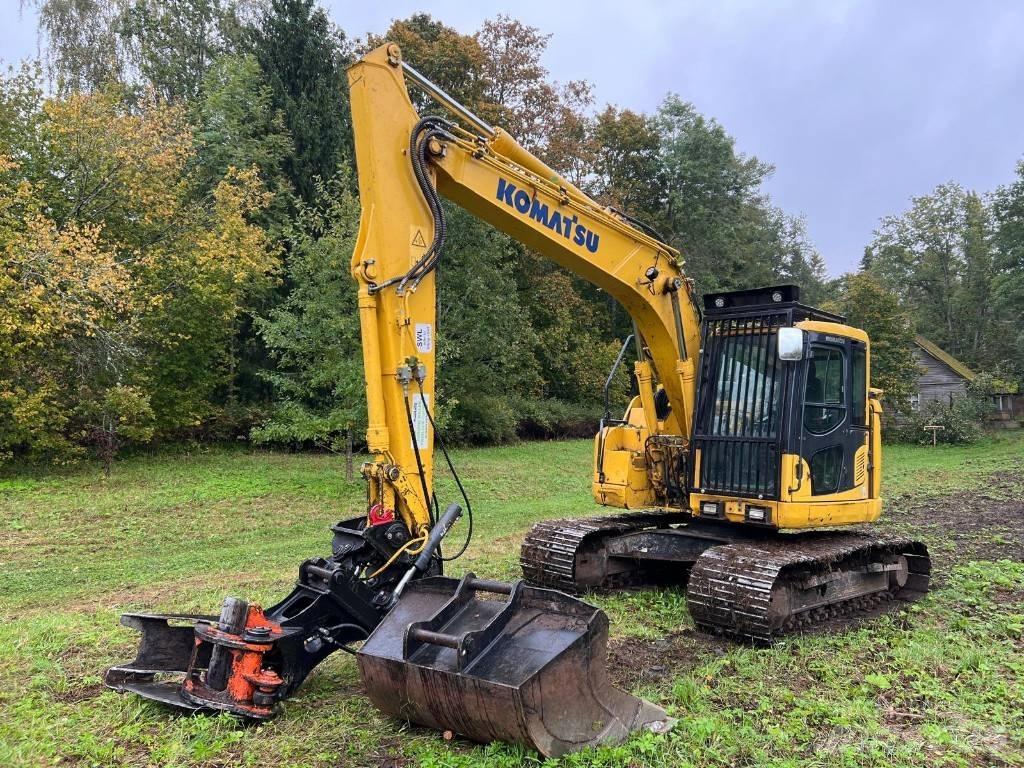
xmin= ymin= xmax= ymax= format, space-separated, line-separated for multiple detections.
xmin=689 ymin=285 xmax=881 ymax=529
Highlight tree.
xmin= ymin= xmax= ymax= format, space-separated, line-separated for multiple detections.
xmin=27 ymin=0 xmax=259 ymax=97
xmin=0 ymin=156 xmax=139 ymax=460
xmin=0 ymin=67 xmax=277 ymax=460
xmin=864 ymin=182 xmax=1013 ymax=371
xmin=825 ymin=273 xmax=920 ymax=416
xmin=434 ymin=207 xmax=544 ymax=442
xmin=990 ymin=159 xmax=1024 ymax=376
xmin=374 ymin=14 xmax=491 ymax=120
xmin=863 ymin=183 xmax=965 ymax=347
xmin=249 ymin=0 xmax=351 ymax=202
xmin=591 ymin=106 xmax=663 ymax=215
xmin=773 ymin=212 xmax=830 ymax=306
xmin=85 ymin=384 xmax=155 ymax=475
xmin=140 ymin=165 xmax=278 ymax=433
xmin=252 ymin=174 xmax=365 ymax=450
xmin=118 ymin=0 xmax=243 ymax=101
xmin=653 ymin=94 xmax=779 ymax=293
xmin=193 ymin=53 xmax=294 ymax=232
xmin=26 ymin=0 xmax=126 ymax=92
xmin=473 ymin=16 xmax=594 ymax=177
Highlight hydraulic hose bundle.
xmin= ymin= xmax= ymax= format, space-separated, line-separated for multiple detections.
xmin=386 ymin=115 xmax=474 ymax=562
xmin=370 ymin=116 xmax=454 ymax=295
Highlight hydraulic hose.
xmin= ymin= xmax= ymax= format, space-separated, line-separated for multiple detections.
xmin=371 ymin=117 xmax=452 ymax=295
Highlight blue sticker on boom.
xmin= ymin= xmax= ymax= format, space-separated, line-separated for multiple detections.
xmin=496 ymin=178 xmax=600 ymax=253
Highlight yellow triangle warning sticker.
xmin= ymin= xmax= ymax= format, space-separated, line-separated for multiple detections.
xmin=411 ymin=229 xmax=427 ymax=248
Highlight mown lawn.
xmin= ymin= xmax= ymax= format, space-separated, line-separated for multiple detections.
xmin=1 ymin=434 xmax=1023 ymax=767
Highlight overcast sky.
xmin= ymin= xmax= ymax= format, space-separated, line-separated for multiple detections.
xmin=4 ymin=0 xmax=1023 ymax=275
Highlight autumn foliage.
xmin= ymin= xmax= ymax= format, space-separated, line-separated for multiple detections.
xmin=0 ymin=73 xmax=276 ymax=461
xmin=5 ymin=3 xmax=1021 ymax=463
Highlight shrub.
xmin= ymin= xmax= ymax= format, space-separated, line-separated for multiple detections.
xmin=515 ymin=398 xmax=600 ymax=439
xmin=891 ymin=386 xmax=993 ymax=445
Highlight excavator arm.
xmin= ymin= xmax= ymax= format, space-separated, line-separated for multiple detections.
xmin=349 ymin=42 xmax=700 ymax=532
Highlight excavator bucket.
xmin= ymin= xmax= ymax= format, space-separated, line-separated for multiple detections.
xmin=357 ymin=574 xmax=673 ymax=758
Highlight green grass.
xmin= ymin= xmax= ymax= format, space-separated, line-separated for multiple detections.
xmin=883 ymin=435 xmax=1024 ymax=498
xmin=1 ymin=434 xmax=1022 ymax=767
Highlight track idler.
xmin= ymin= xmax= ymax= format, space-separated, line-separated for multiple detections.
xmin=358 ymin=574 xmax=673 ymax=758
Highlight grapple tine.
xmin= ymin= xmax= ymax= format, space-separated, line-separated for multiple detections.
xmin=104 ymin=613 xmax=215 ymax=711
xmin=357 ymin=574 xmax=674 ymax=758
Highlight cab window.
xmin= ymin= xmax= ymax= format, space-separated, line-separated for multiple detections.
xmin=710 ymin=333 xmax=780 ymax=437
xmin=851 ymin=344 xmax=867 ymax=427
xmin=810 ymin=444 xmax=843 ymax=495
xmin=803 ymin=345 xmax=845 ymax=434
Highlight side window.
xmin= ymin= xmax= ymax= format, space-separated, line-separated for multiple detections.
xmin=810 ymin=445 xmax=843 ymax=495
xmin=803 ymin=345 xmax=846 ymax=434
xmin=851 ymin=344 xmax=866 ymax=427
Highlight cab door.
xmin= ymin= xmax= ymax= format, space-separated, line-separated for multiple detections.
xmin=798 ymin=334 xmax=867 ymax=497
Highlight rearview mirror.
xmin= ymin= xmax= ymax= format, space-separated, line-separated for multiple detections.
xmin=777 ymin=327 xmax=804 ymax=361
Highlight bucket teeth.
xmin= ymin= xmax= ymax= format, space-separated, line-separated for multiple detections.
xmin=357 ymin=574 xmax=673 ymax=758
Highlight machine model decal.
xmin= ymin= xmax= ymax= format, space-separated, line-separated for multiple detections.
xmin=496 ymin=178 xmax=600 ymax=254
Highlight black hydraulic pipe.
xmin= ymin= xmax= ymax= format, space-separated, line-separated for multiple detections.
xmin=414 ymin=503 xmax=463 ymax=573
xmin=390 ymin=504 xmax=464 ymax=605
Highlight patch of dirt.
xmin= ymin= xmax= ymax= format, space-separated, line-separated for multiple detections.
xmin=364 ymin=737 xmax=411 ymax=768
xmin=50 ymin=682 xmax=104 ymax=704
xmin=992 ymin=586 xmax=1024 ymax=606
xmin=973 ymin=467 xmax=1024 ymax=493
xmin=41 ymin=569 xmax=273 ymax=618
xmin=606 ymin=628 xmax=728 ymax=689
xmin=877 ymin=705 xmax=1017 ymax=768
xmin=883 ymin=477 xmax=1024 ymax=576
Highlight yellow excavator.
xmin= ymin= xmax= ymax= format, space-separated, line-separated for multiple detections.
xmin=105 ymin=43 xmax=931 ymax=757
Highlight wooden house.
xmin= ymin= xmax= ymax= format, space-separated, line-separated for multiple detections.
xmin=911 ymin=335 xmax=1020 ymax=426
xmin=910 ymin=336 xmax=975 ymax=410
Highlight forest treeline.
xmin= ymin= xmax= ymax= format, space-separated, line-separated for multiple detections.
xmin=2 ymin=0 xmax=1022 ymax=463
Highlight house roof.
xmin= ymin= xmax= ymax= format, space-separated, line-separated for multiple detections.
xmin=913 ymin=335 xmax=977 ymax=381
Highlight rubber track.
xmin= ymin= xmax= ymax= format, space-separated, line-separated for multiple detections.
xmin=519 ymin=511 xmax=680 ymax=593
xmin=686 ymin=532 xmax=931 ymax=643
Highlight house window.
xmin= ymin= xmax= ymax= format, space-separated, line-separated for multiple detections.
xmin=909 ymin=393 xmax=920 ymax=412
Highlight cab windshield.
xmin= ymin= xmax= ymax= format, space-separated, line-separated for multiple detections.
xmin=710 ymin=333 xmax=781 ymax=437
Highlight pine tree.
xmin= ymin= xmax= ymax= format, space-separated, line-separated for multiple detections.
xmin=249 ymin=0 xmax=351 ymax=202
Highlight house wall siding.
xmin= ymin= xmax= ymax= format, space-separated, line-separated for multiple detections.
xmin=914 ymin=347 xmax=968 ymax=406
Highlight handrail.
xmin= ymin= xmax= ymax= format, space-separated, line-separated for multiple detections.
xmin=603 ymin=335 xmax=636 ymax=423
xmin=597 ymin=335 xmax=635 ymax=483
